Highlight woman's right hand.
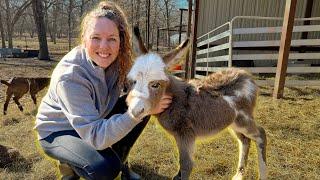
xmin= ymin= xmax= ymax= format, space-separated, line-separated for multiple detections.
xmin=149 ymin=94 xmax=172 ymax=115
xmin=127 ymin=94 xmax=172 ymax=121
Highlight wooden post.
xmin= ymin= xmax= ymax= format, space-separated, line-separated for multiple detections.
xmin=179 ymin=9 xmax=183 ymax=44
xmin=184 ymin=0 xmax=193 ymax=79
xmin=146 ymin=0 xmax=150 ymax=49
xmin=188 ymin=0 xmax=199 ymax=79
xmin=156 ymin=27 xmax=159 ymax=52
xmin=273 ymin=0 xmax=297 ymax=99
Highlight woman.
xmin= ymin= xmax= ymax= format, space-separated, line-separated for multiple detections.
xmin=34 ymin=1 xmax=172 ymax=180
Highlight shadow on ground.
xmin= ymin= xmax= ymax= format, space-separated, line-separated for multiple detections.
xmin=0 ymin=144 xmax=32 ymax=172
xmin=131 ymin=164 xmax=171 ymax=180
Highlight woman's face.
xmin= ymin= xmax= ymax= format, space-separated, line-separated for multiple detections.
xmin=83 ymin=17 xmax=120 ymax=69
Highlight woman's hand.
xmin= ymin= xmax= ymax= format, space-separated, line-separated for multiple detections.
xmin=149 ymin=94 xmax=173 ymax=115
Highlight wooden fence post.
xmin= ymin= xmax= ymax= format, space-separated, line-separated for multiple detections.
xmin=189 ymin=0 xmax=199 ymax=79
xmin=273 ymin=0 xmax=297 ymax=99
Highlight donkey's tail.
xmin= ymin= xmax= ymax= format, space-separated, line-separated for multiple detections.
xmin=202 ymin=68 xmax=258 ymax=103
xmin=0 ymin=80 xmax=10 ymax=86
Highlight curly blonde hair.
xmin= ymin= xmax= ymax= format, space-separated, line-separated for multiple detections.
xmin=80 ymin=1 xmax=132 ymax=86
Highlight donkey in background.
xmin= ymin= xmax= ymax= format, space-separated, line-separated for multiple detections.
xmin=1 ymin=77 xmax=50 ymax=115
xmin=126 ymin=27 xmax=267 ymax=180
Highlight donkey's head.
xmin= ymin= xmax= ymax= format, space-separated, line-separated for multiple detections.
xmin=126 ymin=26 xmax=189 ymax=118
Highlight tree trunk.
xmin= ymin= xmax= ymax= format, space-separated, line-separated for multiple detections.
xmin=80 ymin=0 xmax=85 ymax=17
xmin=164 ymin=0 xmax=170 ymax=48
xmin=52 ymin=1 xmax=58 ymax=44
xmin=4 ymin=0 xmax=13 ymax=48
xmin=32 ymin=0 xmax=50 ymax=60
xmin=68 ymin=0 xmax=74 ymax=51
xmin=7 ymin=25 xmax=13 ymax=48
xmin=135 ymin=0 xmax=141 ymax=26
xmin=57 ymin=2 xmax=64 ymax=39
xmin=19 ymin=17 xmax=26 ymax=39
xmin=4 ymin=0 xmax=31 ymax=48
xmin=44 ymin=1 xmax=53 ymax=42
xmin=151 ymin=1 xmax=159 ymax=47
xmin=29 ymin=30 xmax=34 ymax=38
xmin=0 ymin=10 xmax=6 ymax=48
xmin=131 ymin=0 xmax=134 ymax=28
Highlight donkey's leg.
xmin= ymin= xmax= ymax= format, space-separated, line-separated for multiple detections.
xmin=173 ymin=134 xmax=195 ymax=180
xmin=30 ymin=94 xmax=37 ymax=105
xmin=252 ymin=126 xmax=267 ymax=180
xmin=13 ymin=96 xmax=24 ymax=112
xmin=231 ymin=113 xmax=267 ymax=180
xmin=230 ymin=129 xmax=251 ymax=180
xmin=4 ymin=92 xmax=13 ymax=115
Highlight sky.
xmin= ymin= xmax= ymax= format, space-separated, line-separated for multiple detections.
xmin=176 ymin=0 xmax=188 ymax=9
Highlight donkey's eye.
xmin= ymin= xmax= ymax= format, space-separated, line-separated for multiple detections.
xmin=133 ymin=80 xmax=137 ymax=85
xmin=151 ymin=82 xmax=160 ymax=89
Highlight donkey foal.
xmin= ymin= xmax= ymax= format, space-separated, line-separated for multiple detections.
xmin=126 ymin=27 xmax=267 ymax=180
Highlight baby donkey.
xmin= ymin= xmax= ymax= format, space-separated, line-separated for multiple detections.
xmin=126 ymin=27 xmax=267 ymax=180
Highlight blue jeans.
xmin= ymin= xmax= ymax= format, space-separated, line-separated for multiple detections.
xmin=39 ymin=95 xmax=149 ymax=180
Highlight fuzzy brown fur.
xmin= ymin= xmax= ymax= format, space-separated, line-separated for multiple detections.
xmin=1 ymin=77 xmax=50 ymax=115
xmin=155 ymin=69 xmax=266 ymax=179
xmin=129 ymin=26 xmax=267 ymax=180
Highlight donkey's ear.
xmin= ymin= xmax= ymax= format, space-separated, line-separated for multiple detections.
xmin=132 ymin=25 xmax=148 ymax=57
xmin=162 ymin=39 xmax=190 ymax=66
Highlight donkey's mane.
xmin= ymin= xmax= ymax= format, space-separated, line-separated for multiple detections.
xmin=128 ymin=53 xmax=168 ymax=82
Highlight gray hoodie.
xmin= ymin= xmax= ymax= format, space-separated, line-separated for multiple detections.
xmin=35 ymin=46 xmax=140 ymax=150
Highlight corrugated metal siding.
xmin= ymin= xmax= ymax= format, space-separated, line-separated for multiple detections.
xmin=197 ymin=0 xmax=319 ymax=40
xmin=310 ymin=0 xmax=320 ymax=39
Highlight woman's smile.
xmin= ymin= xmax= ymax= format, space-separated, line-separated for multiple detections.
xmin=97 ymin=52 xmax=111 ymax=58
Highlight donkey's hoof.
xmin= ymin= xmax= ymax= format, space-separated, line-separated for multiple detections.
xmin=173 ymin=171 xmax=181 ymax=180
xmin=173 ymin=175 xmax=180 ymax=180
xmin=232 ymin=173 xmax=243 ymax=180
xmin=3 ymin=111 xmax=7 ymax=115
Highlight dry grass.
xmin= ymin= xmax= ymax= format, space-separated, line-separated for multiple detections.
xmin=0 ymin=38 xmax=319 ymax=179
xmin=1 ymin=80 xmax=319 ymax=180
xmin=13 ymin=37 xmax=78 ymax=59
xmin=128 ymin=85 xmax=320 ymax=180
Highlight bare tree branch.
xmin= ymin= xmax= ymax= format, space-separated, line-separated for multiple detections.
xmin=12 ymin=0 xmax=32 ymax=25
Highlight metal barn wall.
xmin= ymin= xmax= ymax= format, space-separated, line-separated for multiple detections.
xmin=310 ymin=0 xmax=320 ymax=39
xmin=197 ymin=0 xmax=320 ymax=39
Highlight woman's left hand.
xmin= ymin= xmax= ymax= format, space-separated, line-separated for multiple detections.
xmin=150 ymin=94 xmax=172 ymax=115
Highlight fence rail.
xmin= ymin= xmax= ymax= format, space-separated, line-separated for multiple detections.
xmin=195 ymin=16 xmax=320 ymax=85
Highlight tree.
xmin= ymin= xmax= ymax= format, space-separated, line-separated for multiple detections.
xmin=51 ymin=0 xmax=59 ymax=44
xmin=32 ymin=0 xmax=50 ymax=60
xmin=79 ymin=0 xmax=91 ymax=17
xmin=43 ymin=0 xmax=59 ymax=43
xmin=135 ymin=0 xmax=141 ymax=26
xmin=3 ymin=0 xmax=31 ymax=48
xmin=163 ymin=0 xmax=171 ymax=48
xmin=0 ymin=10 xmax=6 ymax=48
xmin=25 ymin=13 xmax=36 ymax=38
xmin=67 ymin=0 xmax=74 ymax=51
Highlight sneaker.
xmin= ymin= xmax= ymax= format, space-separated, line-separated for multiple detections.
xmin=59 ymin=162 xmax=80 ymax=180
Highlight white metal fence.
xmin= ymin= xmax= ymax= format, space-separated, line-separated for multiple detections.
xmin=195 ymin=16 xmax=320 ymax=86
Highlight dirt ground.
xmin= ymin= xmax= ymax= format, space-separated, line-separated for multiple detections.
xmin=0 ymin=56 xmax=319 ymax=179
